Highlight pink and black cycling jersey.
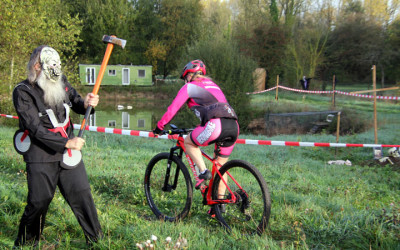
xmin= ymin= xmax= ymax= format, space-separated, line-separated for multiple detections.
xmin=157 ymin=77 xmax=237 ymax=129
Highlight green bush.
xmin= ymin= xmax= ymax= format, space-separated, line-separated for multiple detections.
xmin=180 ymin=38 xmax=258 ymax=131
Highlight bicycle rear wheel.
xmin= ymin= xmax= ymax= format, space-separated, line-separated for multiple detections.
xmin=144 ymin=152 xmax=193 ymax=222
xmin=212 ymin=159 xmax=271 ymax=235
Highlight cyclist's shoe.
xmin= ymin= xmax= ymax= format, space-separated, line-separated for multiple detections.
xmin=195 ymin=169 xmax=212 ymax=190
xmin=207 ymin=204 xmax=226 ymax=218
xmin=199 ymin=169 xmax=212 ymax=180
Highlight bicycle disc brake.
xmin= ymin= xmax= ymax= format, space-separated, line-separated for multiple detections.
xmin=227 ymin=189 xmax=250 ymax=213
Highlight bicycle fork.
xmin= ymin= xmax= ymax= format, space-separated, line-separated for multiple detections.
xmin=162 ymin=146 xmax=182 ymax=192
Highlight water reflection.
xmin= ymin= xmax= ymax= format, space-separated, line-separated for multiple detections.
xmin=83 ymin=99 xmax=166 ymax=131
xmin=82 ymin=98 xmax=229 ymax=133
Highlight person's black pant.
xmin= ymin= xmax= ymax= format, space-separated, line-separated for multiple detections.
xmin=14 ymin=161 xmax=102 ymax=246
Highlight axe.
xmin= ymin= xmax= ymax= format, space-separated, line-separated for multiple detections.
xmin=61 ymin=35 xmax=127 ymax=169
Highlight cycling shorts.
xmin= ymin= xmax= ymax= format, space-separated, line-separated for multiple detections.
xmin=190 ymin=118 xmax=239 ymax=157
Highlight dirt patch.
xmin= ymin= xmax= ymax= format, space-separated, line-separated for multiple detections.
xmin=360 ymin=156 xmax=400 ymax=172
xmin=248 ymin=118 xmax=267 ymax=135
xmin=247 ymin=117 xmax=311 ymax=136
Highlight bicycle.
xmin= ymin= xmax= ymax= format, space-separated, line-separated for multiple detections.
xmin=144 ymin=124 xmax=271 ymax=235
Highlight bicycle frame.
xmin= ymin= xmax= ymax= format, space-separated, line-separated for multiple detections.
xmin=166 ymin=133 xmax=243 ymax=206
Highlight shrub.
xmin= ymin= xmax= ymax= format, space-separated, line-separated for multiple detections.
xmin=180 ymin=38 xmax=258 ymax=130
xmin=325 ymin=108 xmax=371 ymax=135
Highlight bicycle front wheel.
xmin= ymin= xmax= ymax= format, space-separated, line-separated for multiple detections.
xmin=144 ymin=152 xmax=193 ymax=222
xmin=212 ymin=160 xmax=271 ymax=235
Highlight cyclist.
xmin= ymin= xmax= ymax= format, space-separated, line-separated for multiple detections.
xmin=153 ymin=60 xmax=239 ymax=214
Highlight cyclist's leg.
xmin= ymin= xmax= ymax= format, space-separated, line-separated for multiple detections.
xmin=214 ymin=119 xmax=239 ymax=199
xmin=184 ymin=136 xmax=206 ymax=173
xmin=216 ymin=146 xmax=236 ymax=199
xmin=185 ymin=119 xmax=222 ymax=174
xmin=215 ymin=155 xmax=229 ymax=199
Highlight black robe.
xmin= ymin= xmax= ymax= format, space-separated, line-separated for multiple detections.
xmin=12 ymin=75 xmax=89 ymax=163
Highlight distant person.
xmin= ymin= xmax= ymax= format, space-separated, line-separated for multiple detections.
xmin=153 ymin=60 xmax=239 ymax=217
xmin=300 ymin=76 xmax=312 ymax=90
xmin=12 ymin=45 xmax=102 ymax=247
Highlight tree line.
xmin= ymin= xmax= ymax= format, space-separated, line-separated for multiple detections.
xmin=1 ymin=0 xmax=399 ymax=108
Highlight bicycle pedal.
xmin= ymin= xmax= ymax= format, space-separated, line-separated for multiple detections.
xmin=195 ymin=179 xmax=205 ymax=190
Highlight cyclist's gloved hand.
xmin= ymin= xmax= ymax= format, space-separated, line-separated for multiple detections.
xmin=153 ymin=126 xmax=163 ymax=135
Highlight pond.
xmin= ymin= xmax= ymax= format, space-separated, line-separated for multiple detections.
xmin=81 ymin=98 xmax=166 ymax=132
xmin=80 ymin=97 xmax=337 ymax=136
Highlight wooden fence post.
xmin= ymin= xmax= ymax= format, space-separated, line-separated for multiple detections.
xmin=336 ymin=111 xmax=341 ymax=143
xmin=275 ymin=75 xmax=279 ymax=101
xmin=332 ymin=74 xmax=336 ymax=107
xmin=335 ymin=111 xmax=341 ymax=156
xmin=372 ymin=65 xmax=378 ymax=144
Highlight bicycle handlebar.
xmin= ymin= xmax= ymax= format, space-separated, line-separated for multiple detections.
xmin=163 ymin=128 xmax=194 ymax=135
xmin=159 ymin=124 xmax=194 ymax=136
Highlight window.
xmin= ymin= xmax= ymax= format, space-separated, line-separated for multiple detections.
xmin=122 ymin=68 xmax=130 ymax=85
xmin=138 ymin=69 xmax=146 ymax=78
xmin=137 ymin=119 xmax=145 ymax=128
xmin=122 ymin=112 xmax=130 ymax=128
xmin=108 ymin=69 xmax=116 ymax=76
xmin=108 ymin=120 xmax=116 ymax=127
xmin=86 ymin=67 xmax=95 ymax=85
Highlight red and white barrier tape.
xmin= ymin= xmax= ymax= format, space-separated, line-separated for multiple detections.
xmin=236 ymin=138 xmax=399 ymax=148
xmin=2 ymin=114 xmax=399 ymax=148
xmin=246 ymin=86 xmax=277 ymax=94
xmin=335 ymin=90 xmax=400 ymax=100
xmin=247 ymin=85 xmax=400 ymax=100
xmin=0 ymin=114 xmax=19 ymax=119
xmin=278 ymin=85 xmax=333 ymax=94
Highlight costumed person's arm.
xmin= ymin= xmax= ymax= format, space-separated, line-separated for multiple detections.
xmin=64 ymin=76 xmax=99 ymax=115
xmin=13 ymin=87 xmax=68 ymax=153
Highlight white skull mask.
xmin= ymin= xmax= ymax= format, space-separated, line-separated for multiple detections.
xmin=40 ymin=47 xmax=62 ymax=82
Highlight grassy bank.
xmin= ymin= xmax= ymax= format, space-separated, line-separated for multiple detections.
xmin=1 ymin=119 xmax=400 ymax=249
xmin=1 ymin=86 xmax=400 ymax=249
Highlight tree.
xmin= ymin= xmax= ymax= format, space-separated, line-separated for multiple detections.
xmin=182 ymin=38 xmax=258 ymax=130
xmin=154 ymin=0 xmax=204 ymax=78
xmin=278 ymin=0 xmax=306 ymax=27
xmin=0 ymin=0 xmax=82 ymax=99
xmin=244 ymin=23 xmax=287 ymax=87
xmin=131 ymin=0 xmax=162 ymax=66
xmin=144 ymin=40 xmax=167 ymax=74
xmin=231 ymin=0 xmax=270 ymax=41
xmin=286 ymin=13 xmax=330 ymax=83
xmin=201 ymin=0 xmax=233 ymax=40
xmin=325 ymin=1 xmax=385 ymax=82
xmin=364 ymin=0 xmax=390 ymax=24
xmin=384 ymin=19 xmax=400 ymax=83
xmin=63 ymin=0 xmax=136 ymax=65
xmin=270 ymin=0 xmax=279 ymax=23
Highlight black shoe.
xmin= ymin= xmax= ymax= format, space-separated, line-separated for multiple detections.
xmin=199 ymin=169 xmax=212 ymax=180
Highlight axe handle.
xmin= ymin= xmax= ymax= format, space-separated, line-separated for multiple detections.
xmin=78 ymin=39 xmax=115 ymax=137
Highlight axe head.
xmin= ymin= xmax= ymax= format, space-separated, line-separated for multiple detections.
xmin=102 ymin=35 xmax=126 ymax=49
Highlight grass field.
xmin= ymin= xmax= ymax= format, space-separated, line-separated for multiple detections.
xmin=1 ymin=90 xmax=400 ymax=249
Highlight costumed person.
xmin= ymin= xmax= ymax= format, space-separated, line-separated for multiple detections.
xmin=300 ymin=76 xmax=312 ymax=90
xmin=153 ymin=60 xmax=239 ymax=216
xmin=12 ymin=45 xmax=103 ymax=247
